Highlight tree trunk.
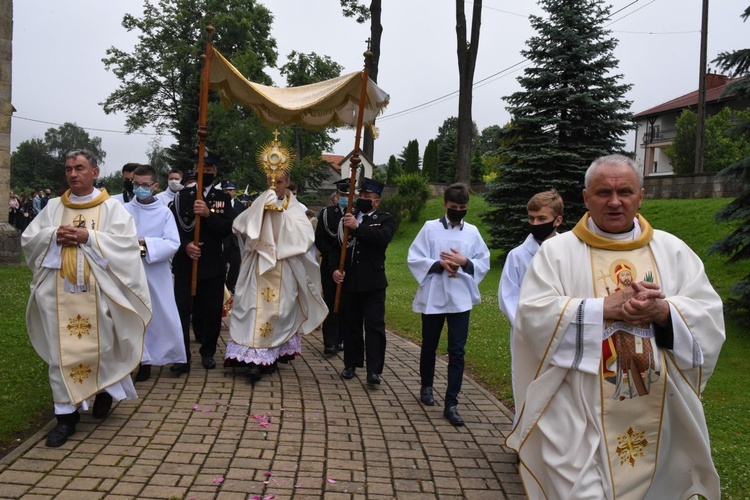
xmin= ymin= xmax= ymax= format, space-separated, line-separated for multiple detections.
xmin=363 ymin=0 xmax=382 ymax=160
xmin=454 ymin=0 xmax=481 ymax=184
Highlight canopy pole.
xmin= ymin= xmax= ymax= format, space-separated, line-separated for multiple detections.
xmin=191 ymin=25 xmax=215 ymax=298
xmin=334 ymin=45 xmax=373 ymax=313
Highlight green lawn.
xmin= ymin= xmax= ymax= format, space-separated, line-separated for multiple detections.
xmin=384 ymin=195 xmax=750 ymax=499
xmin=2 ymin=197 xmax=749 ymax=497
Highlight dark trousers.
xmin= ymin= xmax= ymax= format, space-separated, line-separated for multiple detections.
xmin=224 ymin=244 xmax=241 ymax=294
xmin=174 ymin=273 xmax=224 ymax=360
xmin=420 ymin=311 xmax=471 ymax=409
xmin=320 ymin=262 xmax=341 ymax=346
xmin=341 ymin=288 xmax=387 ymax=374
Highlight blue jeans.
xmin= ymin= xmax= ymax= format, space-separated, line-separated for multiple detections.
xmin=420 ymin=311 xmax=470 ymax=409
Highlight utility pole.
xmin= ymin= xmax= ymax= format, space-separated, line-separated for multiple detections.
xmin=695 ymin=0 xmax=709 ymax=173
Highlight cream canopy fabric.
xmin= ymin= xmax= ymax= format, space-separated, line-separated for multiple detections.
xmin=209 ymin=48 xmax=389 ymax=129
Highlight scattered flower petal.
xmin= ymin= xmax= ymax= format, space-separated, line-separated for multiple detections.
xmin=294 ymin=484 xmax=302 ymax=488
xmin=263 ymin=471 xmax=273 ymax=477
xmin=212 ymin=477 xmax=224 ymax=484
xmin=326 ymin=478 xmax=336 ymax=484
xmin=193 ymin=403 xmax=199 ymax=410
xmin=260 ymin=422 xmax=270 ymax=428
xmin=264 ymin=495 xmax=275 ymax=500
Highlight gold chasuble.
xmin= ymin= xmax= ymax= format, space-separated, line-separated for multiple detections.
xmin=57 ymin=198 xmax=105 ymax=404
xmin=573 ymin=214 xmax=664 ymax=499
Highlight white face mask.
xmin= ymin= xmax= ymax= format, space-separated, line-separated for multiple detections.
xmin=168 ymin=179 xmax=183 ymax=192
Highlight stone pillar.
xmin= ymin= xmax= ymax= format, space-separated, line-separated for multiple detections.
xmin=0 ymin=0 xmax=20 ymax=264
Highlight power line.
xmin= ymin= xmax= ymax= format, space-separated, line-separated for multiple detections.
xmin=12 ymin=115 xmax=163 ymax=137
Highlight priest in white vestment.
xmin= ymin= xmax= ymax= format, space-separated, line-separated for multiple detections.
xmin=124 ymin=165 xmax=186 ymax=382
xmin=507 ymin=154 xmax=725 ymax=499
xmin=225 ymin=171 xmax=328 ymax=381
xmin=22 ymin=150 xmax=152 ymax=447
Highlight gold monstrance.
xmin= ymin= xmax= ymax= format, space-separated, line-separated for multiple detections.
xmin=258 ymin=130 xmax=293 ymax=187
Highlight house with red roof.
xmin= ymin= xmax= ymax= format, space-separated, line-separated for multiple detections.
xmin=634 ymin=73 xmax=748 ymax=176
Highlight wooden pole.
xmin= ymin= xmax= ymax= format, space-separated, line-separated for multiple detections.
xmin=695 ymin=0 xmax=709 ymax=173
xmin=191 ymin=25 xmax=215 ymax=297
xmin=333 ymin=46 xmax=373 ymax=313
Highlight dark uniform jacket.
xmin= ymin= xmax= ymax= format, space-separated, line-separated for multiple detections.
xmin=329 ymin=208 xmax=396 ymax=292
xmin=223 ymin=198 xmax=246 ymax=250
xmin=171 ymin=185 xmax=234 ymax=280
xmin=315 ymin=204 xmax=344 ymax=275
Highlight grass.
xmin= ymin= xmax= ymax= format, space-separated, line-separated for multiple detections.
xmin=384 ymin=195 xmax=750 ymax=499
xmin=1 ymin=197 xmax=748 ymax=496
xmin=0 ymin=264 xmax=52 ymax=453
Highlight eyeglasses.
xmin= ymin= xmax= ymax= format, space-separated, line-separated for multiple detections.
xmin=133 ymin=182 xmax=155 ymax=189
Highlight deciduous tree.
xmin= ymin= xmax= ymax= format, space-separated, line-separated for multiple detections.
xmin=454 ymin=0 xmax=482 ymax=184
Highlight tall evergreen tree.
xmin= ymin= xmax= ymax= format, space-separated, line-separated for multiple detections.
xmin=422 ymin=139 xmax=439 ymax=181
xmin=483 ymin=0 xmax=633 ymax=254
xmin=386 ymin=154 xmax=402 ymax=184
xmin=436 ymin=117 xmax=459 ymax=183
xmin=399 ymin=139 xmax=421 ymax=174
xmin=709 ymin=6 xmax=750 ymax=324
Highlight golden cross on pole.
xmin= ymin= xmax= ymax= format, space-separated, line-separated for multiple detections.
xmin=596 ymin=269 xmax=612 ymax=296
xmin=272 ymin=129 xmax=280 ymax=141
xmin=366 ymin=37 xmax=371 ymax=50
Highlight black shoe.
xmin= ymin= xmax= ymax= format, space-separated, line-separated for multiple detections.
xmin=337 ymin=342 xmax=345 ymax=352
xmin=366 ymin=372 xmax=381 ymax=385
xmin=341 ymin=366 xmax=356 ymax=379
xmin=260 ymin=362 xmax=277 ymax=375
xmin=443 ymin=406 xmax=464 ymax=426
xmin=135 ymin=364 xmax=151 ymax=382
xmin=420 ymin=386 xmax=435 ymax=406
xmin=201 ymin=356 xmax=216 ymax=369
xmin=92 ymin=392 xmax=113 ymax=419
xmin=45 ymin=412 xmax=80 ymax=447
xmin=246 ymin=364 xmax=262 ymax=382
xmin=324 ymin=344 xmax=338 ymax=355
xmin=170 ymin=362 xmax=190 ymax=375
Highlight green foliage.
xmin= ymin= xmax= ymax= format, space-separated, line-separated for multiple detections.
xmin=386 ymin=154 xmax=402 ymax=184
xmin=101 ymin=0 xmax=278 ymax=171
xmin=379 ymin=173 xmax=431 ymax=226
xmin=11 ymin=123 xmax=106 ymax=194
xmin=398 ymin=139 xmax=421 ymax=174
xmin=709 ymin=7 xmax=750 ymax=325
xmin=482 ymin=0 xmax=633 ymax=255
xmin=422 ymin=139 xmax=438 ymax=181
xmin=665 ymin=107 xmax=750 ymax=174
xmin=436 ymin=116 xmax=458 ymax=183
xmin=470 ymin=148 xmax=484 ymax=183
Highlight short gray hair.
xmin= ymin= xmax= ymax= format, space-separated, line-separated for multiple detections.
xmin=584 ymin=154 xmax=642 ymax=188
xmin=66 ymin=149 xmax=98 ymax=169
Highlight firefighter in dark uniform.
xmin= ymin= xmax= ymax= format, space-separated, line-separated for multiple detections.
xmin=314 ymin=179 xmax=350 ymax=355
xmin=332 ymin=178 xmax=396 ymax=386
xmin=170 ymin=153 xmax=235 ymax=373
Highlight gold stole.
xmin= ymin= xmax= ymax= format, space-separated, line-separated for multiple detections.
xmin=253 ymin=262 xmax=283 ymax=346
xmin=578 ymin=214 xmax=666 ymax=499
xmin=57 ymin=200 xmax=104 ymax=404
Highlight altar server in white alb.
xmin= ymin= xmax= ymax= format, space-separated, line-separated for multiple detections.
xmin=226 ymin=169 xmax=328 ymax=382
xmin=507 ymin=154 xmax=725 ymax=499
xmin=124 ymin=164 xmax=187 ymax=382
xmin=407 ymin=183 xmax=490 ymax=427
xmin=22 ymin=149 xmax=152 ymax=448
xmin=497 ymin=188 xmax=563 ymax=423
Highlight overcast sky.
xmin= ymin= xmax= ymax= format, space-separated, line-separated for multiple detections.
xmin=11 ymin=0 xmax=749 ymax=177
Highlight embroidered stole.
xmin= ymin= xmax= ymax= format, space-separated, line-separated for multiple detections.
xmin=589 ymin=245 xmax=666 ymax=499
xmin=253 ymin=262 xmax=283 ymax=346
xmin=57 ymin=203 xmax=103 ymax=404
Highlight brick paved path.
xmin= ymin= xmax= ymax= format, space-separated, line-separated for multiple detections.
xmin=0 ymin=329 xmax=523 ymax=499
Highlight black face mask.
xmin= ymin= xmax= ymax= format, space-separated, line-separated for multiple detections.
xmin=446 ymin=208 xmax=467 ymax=224
xmin=529 ymin=220 xmax=557 ymax=241
xmin=355 ymin=198 xmax=373 ymax=213
xmin=202 ymin=173 xmax=216 ymax=186
xmin=123 ymin=179 xmax=134 ymax=192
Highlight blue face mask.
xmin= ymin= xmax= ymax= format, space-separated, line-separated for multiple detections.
xmin=133 ymin=186 xmax=153 ymax=201
xmin=338 ymin=197 xmax=348 ymax=210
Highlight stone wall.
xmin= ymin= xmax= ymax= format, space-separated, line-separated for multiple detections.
xmin=643 ymin=173 xmax=747 ymax=199
xmin=0 ymin=0 xmax=19 ymax=264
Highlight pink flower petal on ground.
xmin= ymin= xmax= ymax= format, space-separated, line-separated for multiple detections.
xmin=212 ymin=477 xmax=224 ymax=484
xmin=264 ymin=495 xmax=275 ymax=499
xmin=326 ymin=478 xmax=336 ymax=484
xmin=263 ymin=471 xmax=273 ymax=477
xmin=250 ymin=496 xmax=262 ymax=500
xmin=260 ymin=422 xmax=270 ymax=428
xmin=193 ymin=403 xmax=199 ymax=410
xmin=294 ymin=484 xmax=302 ymax=488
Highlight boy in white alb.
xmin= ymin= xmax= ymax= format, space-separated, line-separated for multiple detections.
xmin=498 ymin=189 xmax=563 ymax=422
xmin=407 ymin=183 xmax=490 ymax=426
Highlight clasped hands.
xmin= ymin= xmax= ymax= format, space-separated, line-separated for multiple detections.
xmin=439 ymin=248 xmax=467 ymax=274
xmin=604 ymin=281 xmax=670 ymax=327
xmin=56 ymin=225 xmax=88 ymax=247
